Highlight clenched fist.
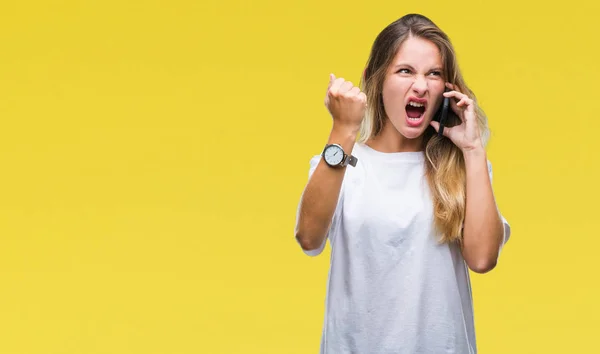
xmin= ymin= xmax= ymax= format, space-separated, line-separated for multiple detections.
xmin=324 ymin=74 xmax=367 ymax=133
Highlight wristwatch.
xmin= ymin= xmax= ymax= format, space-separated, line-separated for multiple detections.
xmin=322 ymin=144 xmax=358 ymax=168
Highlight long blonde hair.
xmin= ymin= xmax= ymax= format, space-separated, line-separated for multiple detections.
xmin=358 ymin=14 xmax=490 ymax=244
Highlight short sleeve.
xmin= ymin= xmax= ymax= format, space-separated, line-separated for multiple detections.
xmin=295 ymin=154 xmax=345 ymax=257
xmin=488 ymin=160 xmax=511 ymax=251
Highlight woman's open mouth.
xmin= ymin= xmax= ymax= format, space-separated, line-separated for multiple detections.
xmin=405 ymin=101 xmax=426 ymax=127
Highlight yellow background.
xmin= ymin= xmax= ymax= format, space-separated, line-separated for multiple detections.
xmin=0 ymin=0 xmax=598 ymax=353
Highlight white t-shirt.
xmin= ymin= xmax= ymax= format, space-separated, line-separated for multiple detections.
xmin=298 ymin=142 xmax=511 ymax=354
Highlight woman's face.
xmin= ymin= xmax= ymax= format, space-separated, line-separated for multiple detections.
xmin=381 ymin=36 xmax=447 ymax=140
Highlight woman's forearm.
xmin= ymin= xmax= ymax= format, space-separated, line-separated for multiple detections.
xmin=295 ymin=126 xmax=357 ymax=252
xmin=461 ymin=147 xmax=505 ymax=273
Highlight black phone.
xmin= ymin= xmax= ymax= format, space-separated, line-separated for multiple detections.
xmin=433 ymin=87 xmax=451 ymax=137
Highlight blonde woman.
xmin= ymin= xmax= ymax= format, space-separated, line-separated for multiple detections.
xmin=295 ymin=13 xmax=511 ymax=354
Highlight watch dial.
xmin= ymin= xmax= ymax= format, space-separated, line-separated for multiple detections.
xmin=324 ymin=145 xmax=344 ymax=165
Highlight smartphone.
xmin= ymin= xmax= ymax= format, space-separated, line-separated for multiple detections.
xmin=433 ymin=87 xmax=451 ymax=137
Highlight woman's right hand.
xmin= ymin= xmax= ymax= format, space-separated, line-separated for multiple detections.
xmin=324 ymin=74 xmax=367 ymax=133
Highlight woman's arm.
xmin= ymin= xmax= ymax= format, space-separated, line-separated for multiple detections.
xmin=430 ymin=84 xmax=508 ymax=273
xmin=295 ymin=74 xmax=366 ymax=254
xmin=461 ymin=147 xmax=505 ymax=273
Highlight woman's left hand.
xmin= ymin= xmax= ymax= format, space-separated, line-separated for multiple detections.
xmin=430 ymin=83 xmax=483 ymax=152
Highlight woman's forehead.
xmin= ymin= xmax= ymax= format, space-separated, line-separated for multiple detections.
xmin=392 ymin=37 xmax=443 ymax=67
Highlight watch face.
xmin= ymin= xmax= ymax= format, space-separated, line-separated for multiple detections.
xmin=324 ymin=145 xmax=344 ymax=165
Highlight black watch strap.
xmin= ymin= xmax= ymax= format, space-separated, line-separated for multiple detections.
xmin=343 ymin=154 xmax=358 ymax=167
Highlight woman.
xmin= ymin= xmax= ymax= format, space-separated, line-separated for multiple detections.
xmin=294 ymin=13 xmax=511 ymax=354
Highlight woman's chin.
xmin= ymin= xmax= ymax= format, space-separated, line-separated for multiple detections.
xmin=399 ymin=124 xmax=428 ymax=140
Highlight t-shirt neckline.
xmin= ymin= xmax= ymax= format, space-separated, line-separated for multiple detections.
xmin=358 ymin=143 xmax=425 ymax=163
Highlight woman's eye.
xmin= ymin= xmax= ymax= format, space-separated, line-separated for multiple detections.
xmin=429 ymin=71 xmax=442 ymax=76
xmin=397 ymin=69 xmax=410 ymax=74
